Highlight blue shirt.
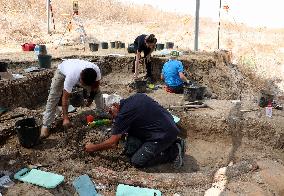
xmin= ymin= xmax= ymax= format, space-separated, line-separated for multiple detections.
xmin=162 ymin=59 xmax=184 ymax=87
xmin=112 ymin=94 xmax=180 ymax=142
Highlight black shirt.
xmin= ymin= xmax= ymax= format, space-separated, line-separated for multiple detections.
xmin=112 ymin=94 xmax=180 ymax=142
xmin=134 ymin=34 xmax=151 ymax=55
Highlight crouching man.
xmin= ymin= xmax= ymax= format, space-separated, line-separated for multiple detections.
xmin=161 ymin=50 xmax=190 ymax=94
xmin=41 ymin=59 xmax=103 ymax=138
xmin=85 ymin=93 xmax=186 ymax=169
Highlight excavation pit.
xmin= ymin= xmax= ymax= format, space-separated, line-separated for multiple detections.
xmin=1 ymin=52 xmax=284 ymax=195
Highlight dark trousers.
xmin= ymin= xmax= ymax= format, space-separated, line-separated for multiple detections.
xmin=132 ymin=55 xmax=152 ymax=78
xmin=166 ymin=85 xmax=184 ymax=94
xmin=124 ymin=136 xmax=179 ymax=168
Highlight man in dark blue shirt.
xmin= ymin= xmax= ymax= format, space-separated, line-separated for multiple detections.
xmin=132 ymin=34 xmax=157 ymax=81
xmin=85 ymin=94 xmax=185 ymax=169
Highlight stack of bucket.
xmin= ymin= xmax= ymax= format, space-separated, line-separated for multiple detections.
xmin=35 ymin=45 xmax=52 ymax=69
xmin=110 ymin=41 xmax=125 ymax=49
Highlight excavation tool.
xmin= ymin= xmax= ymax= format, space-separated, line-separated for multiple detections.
xmin=27 ymin=164 xmax=49 ymax=170
xmin=169 ymin=101 xmax=213 ymax=110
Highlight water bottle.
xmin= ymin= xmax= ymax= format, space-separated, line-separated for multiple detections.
xmin=34 ymin=45 xmax=40 ymax=59
xmin=265 ymin=101 xmax=272 ymax=118
xmin=88 ymin=119 xmax=112 ymax=128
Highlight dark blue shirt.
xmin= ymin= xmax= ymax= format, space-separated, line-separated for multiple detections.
xmin=112 ymin=94 xmax=180 ymax=142
xmin=134 ymin=34 xmax=151 ymax=55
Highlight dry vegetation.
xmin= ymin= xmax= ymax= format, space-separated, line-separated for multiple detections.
xmin=0 ymin=0 xmax=284 ymax=93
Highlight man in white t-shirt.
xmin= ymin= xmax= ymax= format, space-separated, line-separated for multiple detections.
xmin=41 ymin=59 xmax=103 ymax=138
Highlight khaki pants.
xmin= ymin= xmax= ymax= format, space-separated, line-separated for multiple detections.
xmin=42 ymin=69 xmax=103 ymax=127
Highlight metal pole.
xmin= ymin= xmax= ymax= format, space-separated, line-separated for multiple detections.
xmin=47 ymin=0 xmax=50 ymax=34
xmin=194 ymin=0 xmax=200 ymax=51
xmin=217 ymin=0 xmax=222 ymax=49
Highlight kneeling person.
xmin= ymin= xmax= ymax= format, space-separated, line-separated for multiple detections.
xmin=85 ymin=93 xmax=185 ymax=169
xmin=161 ymin=50 xmax=190 ymax=94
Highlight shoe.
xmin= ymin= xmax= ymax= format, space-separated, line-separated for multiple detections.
xmin=145 ymin=76 xmax=154 ymax=84
xmin=173 ymin=138 xmax=186 ymax=169
xmin=173 ymin=143 xmax=183 ymax=169
xmin=40 ymin=126 xmax=50 ymax=139
xmin=177 ymin=138 xmax=186 ymax=157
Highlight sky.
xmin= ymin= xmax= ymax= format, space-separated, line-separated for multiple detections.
xmin=117 ymin=0 xmax=284 ymax=28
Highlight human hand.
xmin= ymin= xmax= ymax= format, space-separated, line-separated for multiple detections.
xmin=133 ymin=73 xmax=138 ymax=80
xmin=63 ymin=117 xmax=72 ymax=128
xmin=84 ymin=142 xmax=96 ymax=153
xmin=85 ymin=99 xmax=93 ymax=107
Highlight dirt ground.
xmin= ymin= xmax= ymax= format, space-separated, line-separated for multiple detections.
xmin=1 ymin=48 xmax=284 ymax=195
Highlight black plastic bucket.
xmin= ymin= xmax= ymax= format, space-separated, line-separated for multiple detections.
xmin=110 ymin=42 xmax=116 ymax=48
xmin=156 ymin=43 xmax=164 ymax=50
xmin=38 ymin=54 xmax=52 ymax=69
xmin=101 ymin=42 xmax=108 ymax=49
xmin=89 ymin=43 xmax=99 ymax=52
xmin=166 ymin=42 xmax=174 ymax=49
xmin=196 ymin=86 xmax=206 ymax=100
xmin=184 ymin=86 xmax=198 ymax=102
xmin=0 ymin=62 xmax=8 ymax=72
xmin=120 ymin=43 xmax=125 ymax=48
xmin=135 ymin=80 xmax=147 ymax=93
xmin=127 ymin=44 xmax=135 ymax=53
xmin=15 ymin=118 xmax=40 ymax=148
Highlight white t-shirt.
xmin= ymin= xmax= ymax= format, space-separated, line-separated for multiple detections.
xmin=58 ymin=59 xmax=101 ymax=93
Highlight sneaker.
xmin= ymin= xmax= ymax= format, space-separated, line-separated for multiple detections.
xmin=176 ymin=138 xmax=186 ymax=159
xmin=173 ymin=143 xmax=183 ymax=169
xmin=145 ymin=76 xmax=154 ymax=84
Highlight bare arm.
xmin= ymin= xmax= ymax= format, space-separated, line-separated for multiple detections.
xmin=149 ymin=47 xmax=155 ymax=54
xmin=179 ymin=72 xmax=189 ymax=83
xmin=85 ymin=134 xmax=122 ymax=152
xmin=87 ymin=80 xmax=101 ymax=106
xmin=62 ymin=90 xmax=70 ymax=120
xmin=146 ymin=48 xmax=155 ymax=60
